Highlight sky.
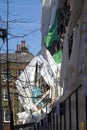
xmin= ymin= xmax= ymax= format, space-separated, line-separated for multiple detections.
xmin=0 ymin=0 xmax=41 ymax=55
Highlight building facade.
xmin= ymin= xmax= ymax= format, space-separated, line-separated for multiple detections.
xmin=34 ymin=0 xmax=87 ymax=130
xmin=0 ymin=40 xmax=33 ymax=130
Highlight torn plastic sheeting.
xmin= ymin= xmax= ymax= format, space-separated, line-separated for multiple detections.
xmin=16 ymin=54 xmax=53 ymax=91
xmin=17 ymin=109 xmax=43 ymax=124
xmin=16 ymin=53 xmax=57 ymax=113
xmin=17 ymin=111 xmax=33 ymax=124
xmin=38 ymin=46 xmax=60 ymax=78
xmin=18 ymin=89 xmax=38 ymax=112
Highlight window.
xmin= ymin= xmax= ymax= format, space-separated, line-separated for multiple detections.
xmin=4 ymin=88 xmax=8 ymax=100
xmin=4 ymin=88 xmax=11 ymax=100
xmin=3 ymin=70 xmax=11 ymax=81
xmin=4 ymin=109 xmax=10 ymax=122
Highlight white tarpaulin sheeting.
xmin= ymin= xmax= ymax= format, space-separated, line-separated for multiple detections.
xmin=16 ymin=50 xmax=60 ymax=123
xmin=60 ymin=0 xmax=87 ymax=93
xmin=16 ymin=47 xmax=61 ymax=123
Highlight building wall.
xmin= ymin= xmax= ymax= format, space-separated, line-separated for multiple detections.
xmin=0 ymin=44 xmax=33 ymax=130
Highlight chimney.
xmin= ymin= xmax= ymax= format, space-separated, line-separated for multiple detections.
xmin=16 ymin=44 xmax=21 ymax=53
xmin=21 ymin=40 xmax=26 ymax=48
xmin=21 ymin=40 xmax=29 ymax=53
xmin=19 ymin=44 xmax=21 ymax=51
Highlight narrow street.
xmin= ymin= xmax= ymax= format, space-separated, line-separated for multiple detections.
xmin=0 ymin=0 xmax=87 ymax=130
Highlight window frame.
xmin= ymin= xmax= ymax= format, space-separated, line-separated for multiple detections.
xmin=4 ymin=109 xmax=10 ymax=123
xmin=4 ymin=88 xmax=12 ymax=101
xmin=3 ymin=69 xmax=11 ymax=82
xmin=4 ymin=88 xmax=8 ymax=101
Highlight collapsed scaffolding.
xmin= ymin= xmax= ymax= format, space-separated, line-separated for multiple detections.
xmin=15 ymin=0 xmax=65 ymax=124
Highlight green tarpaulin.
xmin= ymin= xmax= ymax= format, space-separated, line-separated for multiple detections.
xmin=44 ymin=11 xmax=59 ymax=48
xmin=44 ymin=10 xmax=62 ymax=64
xmin=53 ymin=49 xmax=62 ymax=64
